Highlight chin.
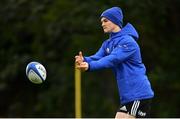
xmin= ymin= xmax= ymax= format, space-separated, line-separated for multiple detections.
xmin=104 ymin=31 xmax=110 ymax=33
xmin=103 ymin=30 xmax=109 ymax=33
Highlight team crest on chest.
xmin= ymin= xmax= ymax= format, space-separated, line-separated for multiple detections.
xmin=106 ymin=48 xmax=110 ymax=54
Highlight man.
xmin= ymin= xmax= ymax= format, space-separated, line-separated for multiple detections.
xmin=75 ymin=7 xmax=154 ymax=118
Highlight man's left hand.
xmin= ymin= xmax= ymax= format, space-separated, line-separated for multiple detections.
xmin=76 ymin=62 xmax=89 ymax=71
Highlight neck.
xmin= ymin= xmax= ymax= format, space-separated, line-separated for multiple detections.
xmin=112 ymin=26 xmax=121 ymax=32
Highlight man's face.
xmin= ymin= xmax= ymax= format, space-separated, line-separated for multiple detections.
xmin=101 ymin=17 xmax=117 ymax=33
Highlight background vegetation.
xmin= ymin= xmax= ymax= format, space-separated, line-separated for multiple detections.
xmin=0 ymin=0 xmax=180 ymax=117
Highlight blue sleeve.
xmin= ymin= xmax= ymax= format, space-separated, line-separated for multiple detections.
xmin=88 ymin=40 xmax=137 ymax=71
xmin=84 ymin=41 xmax=106 ymax=63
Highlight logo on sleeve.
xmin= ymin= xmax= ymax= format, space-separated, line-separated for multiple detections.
xmin=118 ymin=44 xmax=128 ymax=49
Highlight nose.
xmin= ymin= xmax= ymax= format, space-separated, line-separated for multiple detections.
xmin=101 ymin=22 xmax=105 ymax=27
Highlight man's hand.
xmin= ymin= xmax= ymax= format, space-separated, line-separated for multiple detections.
xmin=76 ymin=62 xmax=89 ymax=72
xmin=75 ymin=51 xmax=84 ymax=65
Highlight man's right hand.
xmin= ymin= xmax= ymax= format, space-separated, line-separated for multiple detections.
xmin=75 ymin=51 xmax=84 ymax=65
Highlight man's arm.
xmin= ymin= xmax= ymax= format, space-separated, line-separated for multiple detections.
xmin=76 ymin=40 xmax=138 ymax=72
xmin=88 ymin=41 xmax=137 ymax=71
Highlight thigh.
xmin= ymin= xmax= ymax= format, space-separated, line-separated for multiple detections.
xmin=117 ymin=99 xmax=152 ymax=118
xmin=115 ymin=112 xmax=135 ymax=119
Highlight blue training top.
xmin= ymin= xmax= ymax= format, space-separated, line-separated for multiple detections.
xmin=84 ymin=23 xmax=154 ymax=104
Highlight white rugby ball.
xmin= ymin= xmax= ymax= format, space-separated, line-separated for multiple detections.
xmin=26 ymin=61 xmax=47 ymax=84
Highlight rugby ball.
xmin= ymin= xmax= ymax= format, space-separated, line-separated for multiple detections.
xmin=26 ymin=61 xmax=47 ymax=84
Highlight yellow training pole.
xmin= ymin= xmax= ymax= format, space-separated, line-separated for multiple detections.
xmin=75 ymin=63 xmax=82 ymax=118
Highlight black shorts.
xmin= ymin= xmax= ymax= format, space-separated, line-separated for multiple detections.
xmin=117 ymin=98 xmax=152 ymax=118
